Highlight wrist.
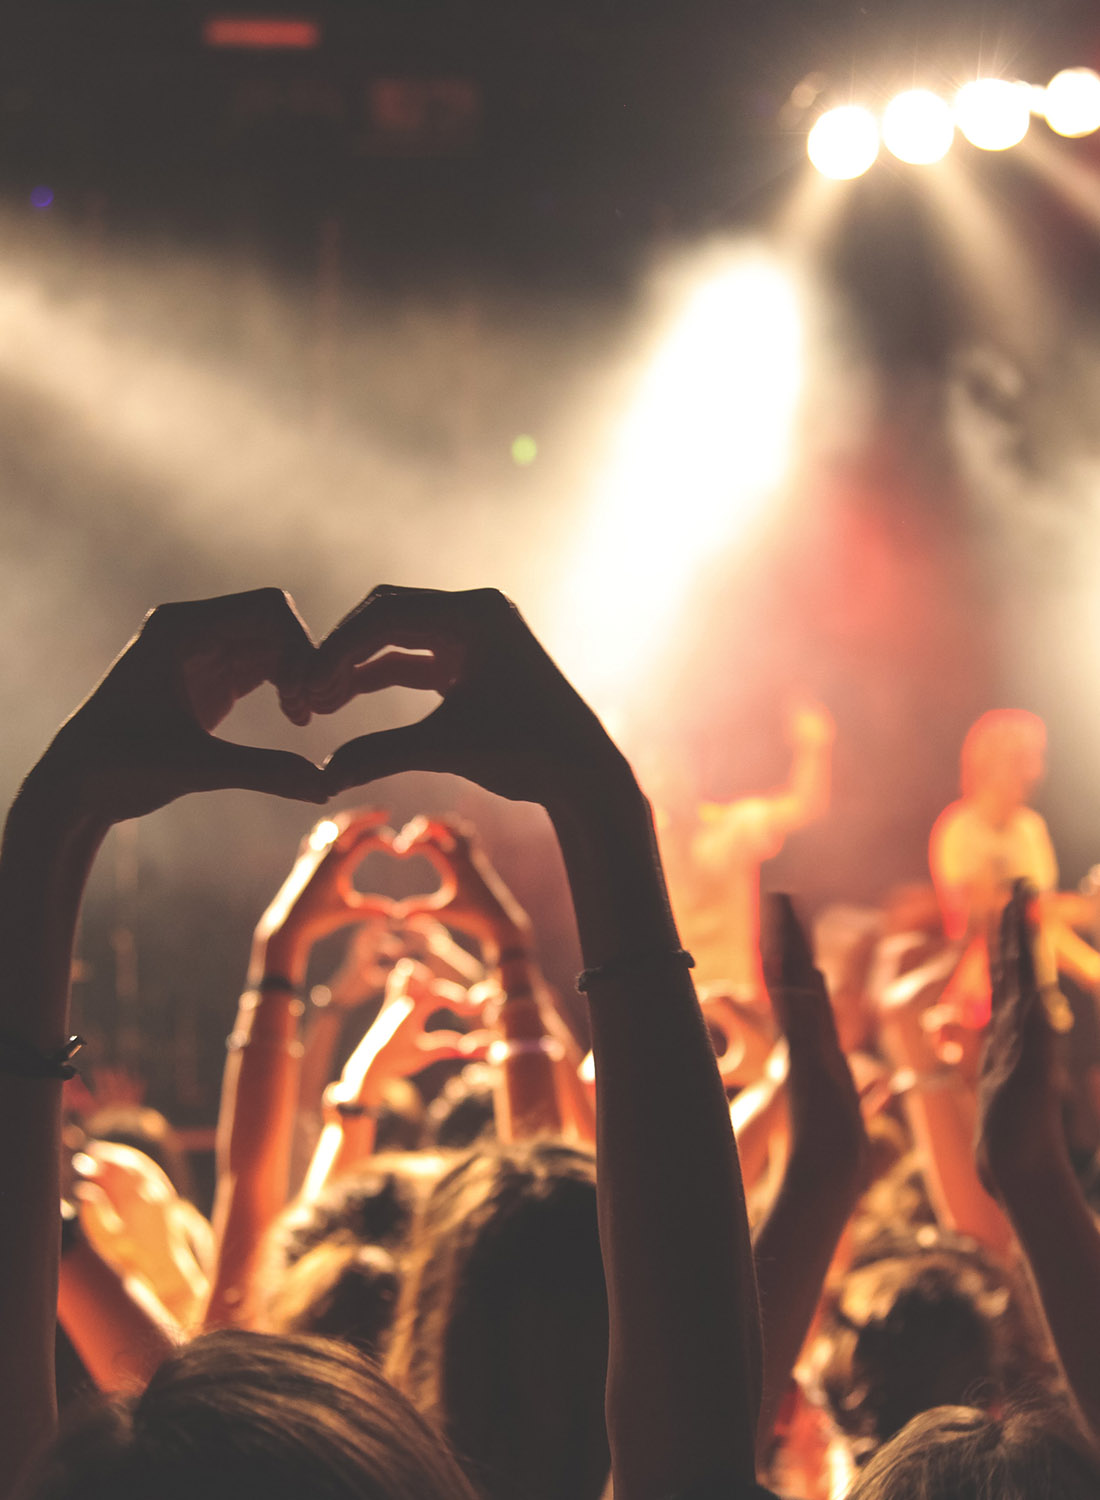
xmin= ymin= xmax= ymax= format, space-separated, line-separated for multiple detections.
xmin=7 ymin=763 xmax=111 ymax=858
xmin=247 ymin=934 xmax=309 ymax=990
xmin=549 ymin=775 xmax=681 ymax=965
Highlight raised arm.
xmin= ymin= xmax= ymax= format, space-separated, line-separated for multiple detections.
xmin=204 ymin=809 xmax=391 ymax=1327
xmin=0 ymin=587 xmax=324 ymax=1492
xmin=320 ymin=585 xmax=763 ymax=1500
xmin=396 ymin=816 xmax=566 ymax=1140
xmin=752 ymin=895 xmax=867 ymax=1459
xmin=301 ymin=957 xmax=487 ymax=1198
xmin=978 ymin=883 xmax=1100 ymax=1446
xmin=762 ymin=702 xmax=835 ymax=838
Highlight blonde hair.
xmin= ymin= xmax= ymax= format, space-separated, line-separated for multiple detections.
xmin=959 ymin=710 xmax=1046 ymax=797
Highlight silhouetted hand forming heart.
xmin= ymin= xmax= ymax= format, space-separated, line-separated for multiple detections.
xmin=313 ymin=584 xmax=630 ymax=810
xmin=36 ymin=587 xmax=328 ymax=826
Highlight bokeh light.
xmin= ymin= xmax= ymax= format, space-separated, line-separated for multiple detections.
xmin=882 ymin=90 xmax=954 ymax=165
xmin=806 ymin=106 xmax=880 ymax=180
xmin=1044 ymin=67 xmax=1100 ymax=138
xmin=29 ymin=186 xmax=54 ymax=210
xmin=511 ymin=433 xmax=538 ymax=466
xmin=955 ymin=79 xmax=1031 ymax=151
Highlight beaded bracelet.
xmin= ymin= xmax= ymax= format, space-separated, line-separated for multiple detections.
xmin=576 ymin=948 xmax=695 ymax=994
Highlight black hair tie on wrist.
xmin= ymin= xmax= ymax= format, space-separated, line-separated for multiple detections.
xmin=0 ymin=1031 xmax=84 ymax=1080
xmin=576 ymin=949 xmax=694 ymax=994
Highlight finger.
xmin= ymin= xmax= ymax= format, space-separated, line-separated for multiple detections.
xmin=158 ymin=588 xmax=317 ymax=689
xmin=342 ymin=892 xmax=397 ymax=922
xmin=349 ymin=651 xmax=455 ymax=696
xmin=313 ymin=586 xmax=465 ymax=709
xmin=415 ymin=1029 xmax=492 ymax=1061
xmin=314 ymin=585 xmax=511 ymax=710
xmin=392 ymin=814 xmax=457 ymax=857
xmin=323 ymin=716 xmax=451 ymax=795
xmin=333 ymin=815 xmax=395 ymax=895
xmin=198 ymin=736 xmax=329 ymax=804
xmin=761 ymin=893 xmax=819 ymax=997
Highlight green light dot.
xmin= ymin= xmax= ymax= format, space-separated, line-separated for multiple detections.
xmin=511 ymin=434 xmax=538 ymax=466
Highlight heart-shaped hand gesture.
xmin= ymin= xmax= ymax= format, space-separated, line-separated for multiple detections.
xmin=315 ymin=585 xmax=628 ymax=809
xmin=391 ymin=813 xmax=533 ymax=964
xmin=254 ymin=808 xmax=396 ymax=974
xmin=40 ymin=587 xmax=327 ymax=826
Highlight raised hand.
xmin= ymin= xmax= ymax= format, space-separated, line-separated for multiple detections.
xmin=786 ymin=699 xmax=836 ymax=750
xmin=976 ymin=881 xmax=1062 ymax=1191
xmin=761 ymin=893 xmax=864 ymax=1163
xmin=316 ymin=585 xmax=627 ymax=807
xmin=698 ymin=990 xmax=778 ymax=1089
xmin=37 ymin=587 xmax=327 ymax=823
xmin=252 ymin=807 xmax=395 ymax=982
xmin=392 ymin=814 xmax=533 ymax=963
xmin=328 ymin=957 xmax=488 ymax=1113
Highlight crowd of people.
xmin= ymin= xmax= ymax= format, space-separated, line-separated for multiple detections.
xmin=3 ymin=582 xmax=1100 ymax=1500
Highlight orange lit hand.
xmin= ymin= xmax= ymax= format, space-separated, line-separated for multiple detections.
xmin=392 ymin=814 xmax=533 ymax=964
xmin=328 ymin=958 xmax=490 ymax=1112
xmin=253 ymin=808 xmax=396 ymax=984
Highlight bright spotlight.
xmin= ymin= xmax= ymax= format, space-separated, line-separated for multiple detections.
xmin=554 ymin=249 xmax=803 ymax=699
xmin=955 ymin=79 xmax=1031 ymax=150
xmin=1044 ymin=67 xmax=1100 ymax=138
xmin=882 ymin=89 xmax=954 ymax=165
xmin=807 ymin=106 xmax=880 ymax=180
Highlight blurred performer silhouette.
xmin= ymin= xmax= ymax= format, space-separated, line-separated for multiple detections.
xmin=658 ymin=702 xmax=835 ymax=1006
xmin=930 ymin=710 xmax=1100 ymax=1030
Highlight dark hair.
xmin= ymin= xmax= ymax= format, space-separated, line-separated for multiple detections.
xmin=810 ymin=1235 xmax=1040 ymax=1461
xmin=386 ymin=1139 xmax=610 ymax=1500
xmin=268 ymin=1153 xmax=446 ymax=1272
xmin=849 ymin=1402 xmax=1100 ymax=1500
xmin=423 ymin=1064 xmax=498 ymax=1150
xmin=25 ymin=1330 xmax=479 ymax=1500
xmin=265 ymin=1240 xmax=400 ymax=1360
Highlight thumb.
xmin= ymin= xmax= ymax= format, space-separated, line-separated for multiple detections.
xmin=324 ymin=720 xmax=450 ymax=795
xmin=200 ymin=736 xmax=329 ymax=804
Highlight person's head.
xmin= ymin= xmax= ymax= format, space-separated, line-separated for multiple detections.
xmin=386 ymin=1139 xmax=609 ymax=1500
xmin=960 ymin=710 xmax=1046 ymax=807
xmin=810 ymin=1232 xmax=1038 ymax=1462
xmin=848 ymin=1402 xmax=1100 ymax=1500
xmin=423 ymin=1063 xmax=498 ymax=1149
xmin=26 ymin=1329 xmax=479 ymax=1500
xmin=268 ymin=1153 xmax=447 ymax=1274
xmin=264 ymin=1240 xmax=400 ymax=1361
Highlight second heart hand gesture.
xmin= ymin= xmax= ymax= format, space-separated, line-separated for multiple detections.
xmin=38 ymin=587 xmax=328 ymax=826
xmin=252 ymin=808 xmax=396 ymax=989
xmin=391 ymin=814 xmax=533 ymax=967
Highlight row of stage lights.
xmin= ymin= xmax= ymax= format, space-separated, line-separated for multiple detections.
xmin=808 ymin=67 xmax=1100 ymax=180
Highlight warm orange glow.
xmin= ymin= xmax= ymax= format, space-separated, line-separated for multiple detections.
xmin=202 ymin=17 xmax=320 ymax=49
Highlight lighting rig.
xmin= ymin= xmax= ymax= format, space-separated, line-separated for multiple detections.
xmin=806 ymin=67 xmax=1100 ymax=180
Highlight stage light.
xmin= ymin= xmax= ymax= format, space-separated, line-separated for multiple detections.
xmin=806 ymin=106 xmax=879 ymax=180
xmin=511 ymin=434 xmax=538 ymax=466
xmin=29 ymin=186 xmax=54 ymax=211
xmin=1044 ymin=67 xmax=1100 ymax=138
xmin=882 ymin=90 xmax=954 ymax=165
xmin=955 ymin=79 xmax=1031 ymax=150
